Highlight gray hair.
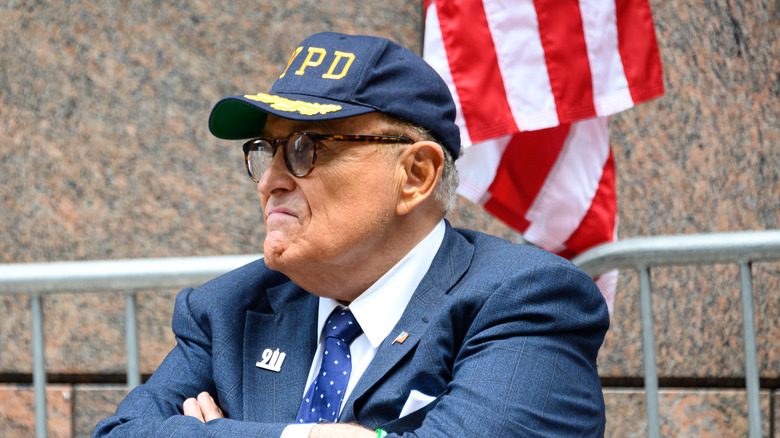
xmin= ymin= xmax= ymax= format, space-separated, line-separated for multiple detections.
xmin=434 ymin=146 xmax=459 ymax=214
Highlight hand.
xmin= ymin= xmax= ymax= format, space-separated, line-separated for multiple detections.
xmin=182 ymin=391 xmax=374 ymax=437
xmin=183 ymin=391 xmax=225 ymax=422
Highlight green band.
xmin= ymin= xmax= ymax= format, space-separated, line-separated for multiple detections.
xmin=376 ymin=429 xmax=388 ymax=438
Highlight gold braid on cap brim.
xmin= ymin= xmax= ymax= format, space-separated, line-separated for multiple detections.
xmin=244 ymin=92 xmax=342 ymax=116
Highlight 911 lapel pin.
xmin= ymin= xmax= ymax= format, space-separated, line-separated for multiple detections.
xmin=256 ymin=348 xmax=286 ymax=372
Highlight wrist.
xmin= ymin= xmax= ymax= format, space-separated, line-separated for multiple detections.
xmin=309 ymin=423 xmax=376 ymax=438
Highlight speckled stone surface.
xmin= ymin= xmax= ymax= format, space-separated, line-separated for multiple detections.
xmin=0 ymin=385 xmax=73 ymax=437
xmin=598 ymin=262 xmax=780 ymax=379
xmin=595 ymin=0 xmax=780 ymax=381
xmin=1 ymin=0 xmax=779 ymax=433
xmin=604 ymin=389 xmax=773 ymax=437
xmin=0 ymin=384 xmax=128 ymax=437
xmin=0 ymin=0 xmax=425 ymax=373
xmin=72 ymin=385 xmax=128 ymax=437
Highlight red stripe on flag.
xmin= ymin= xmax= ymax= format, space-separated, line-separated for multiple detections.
xmin=436 ymin=0 xmax=518 ymax=142
xmin=484 ymin=195 xmax=531 ymax=233
xmin=533 ymin=0 xmax=597 ymax=123
xmin=615 ymin=0 xmax=665 ymax=103
xmin=483 ymin=125 xmax=571 ymax=232
xmin=562 ymin=147 xmax=617 ymax=255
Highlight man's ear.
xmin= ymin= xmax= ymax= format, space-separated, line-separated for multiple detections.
xmin=396 ymin=141 xmax=444 ymax=216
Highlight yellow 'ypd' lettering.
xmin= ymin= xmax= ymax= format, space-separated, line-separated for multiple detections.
xmin=279 ymin=46 xmax=303 ymax=79
xmin=322 ymin=51 xmax=355 ymax=80
xmin=294 ymin=47 xmax=326 ymax=76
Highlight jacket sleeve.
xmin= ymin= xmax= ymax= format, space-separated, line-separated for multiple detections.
xmin=92 ymin=287 xmax=288 ymax=437
xmin=385 ymin=257 xmax=610 ymax=438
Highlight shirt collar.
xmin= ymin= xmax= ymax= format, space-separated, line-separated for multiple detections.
xmin=317 ymin=219 xmax=446 ymax=347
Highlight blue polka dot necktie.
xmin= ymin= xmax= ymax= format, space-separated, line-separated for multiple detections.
xmin=295 ymin=308 xmax=363 ymax=423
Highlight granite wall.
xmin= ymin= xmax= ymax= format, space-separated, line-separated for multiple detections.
xmin=1 ymin=0 xmax=778 ymax=436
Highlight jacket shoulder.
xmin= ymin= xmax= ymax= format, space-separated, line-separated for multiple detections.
xmin=450 ymin=227 xmax=608 ymax=322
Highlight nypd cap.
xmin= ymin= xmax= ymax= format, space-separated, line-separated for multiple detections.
xmin=208 ymin=32 xmax=461 ymax=158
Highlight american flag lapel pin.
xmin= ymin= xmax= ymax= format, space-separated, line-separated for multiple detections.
xmin=392 ymin=331 xmax=409 ymax=344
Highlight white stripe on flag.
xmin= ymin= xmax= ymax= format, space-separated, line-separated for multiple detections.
xmin=482 ymin=0 xmax=559 ymax=131
xmin=595 ymin=269 xmax=618 ymax=316
xmin=523 ymin=116 xmax=610 ymax=252
xmin=455 ymin=135 xmax=513 ymax=204
xmin=578 ymin=0 xmax=634 ymax=115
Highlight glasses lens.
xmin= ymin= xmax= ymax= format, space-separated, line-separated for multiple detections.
xmin=247 ymin=139 xmax=274 ymax=181
xmin=286 ymin=134 xmax=316 ymax=177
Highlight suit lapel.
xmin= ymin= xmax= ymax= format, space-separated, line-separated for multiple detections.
xmin=243 ymin=282 xmax=318 ymax=422
xmin=340 ymin=223 xmax=473 ymax=422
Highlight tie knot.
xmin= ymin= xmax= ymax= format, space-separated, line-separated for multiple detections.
xmin=324 ymin=308 xmax=363 ymax=344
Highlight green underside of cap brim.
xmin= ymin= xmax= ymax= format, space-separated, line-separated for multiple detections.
xmin=209 ymin=99 xmax=269 ymax=140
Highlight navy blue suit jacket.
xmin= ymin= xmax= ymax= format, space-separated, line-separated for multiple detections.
xmin=94 ymin=223 xmax=609 ymax=436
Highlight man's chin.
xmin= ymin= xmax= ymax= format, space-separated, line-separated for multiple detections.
xmin=263 ymin=234 xmax=296 ymax=273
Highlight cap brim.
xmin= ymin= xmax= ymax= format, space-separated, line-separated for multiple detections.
xmin=208 ymin=93 xmax=376 ymax=140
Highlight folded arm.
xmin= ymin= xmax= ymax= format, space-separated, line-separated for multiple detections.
xmin=92 ymin=287 xmax=288 ymax=437
xmin=183 ymin=392 xmax=376 ymax=438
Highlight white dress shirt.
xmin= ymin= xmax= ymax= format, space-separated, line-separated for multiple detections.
xmin=281 ymin=220 xmax=445 ymax=437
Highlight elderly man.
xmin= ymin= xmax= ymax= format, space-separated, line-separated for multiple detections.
xmin=94 ymin=32 xmax=609 ymax=437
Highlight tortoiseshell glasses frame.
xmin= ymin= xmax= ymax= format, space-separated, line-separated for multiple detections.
xmin=242 ymin=132 xmax=414 ymax=181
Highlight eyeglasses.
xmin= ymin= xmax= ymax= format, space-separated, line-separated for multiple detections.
xmin=242 ymin=132 xmax=415 ymax=181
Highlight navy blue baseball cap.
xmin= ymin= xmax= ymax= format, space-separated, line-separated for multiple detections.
xmin=208 ymin=32 xmax=461 ymax=158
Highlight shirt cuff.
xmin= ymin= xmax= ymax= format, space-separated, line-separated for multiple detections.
xmin=281 ymin=423 xmax=316 ymax=438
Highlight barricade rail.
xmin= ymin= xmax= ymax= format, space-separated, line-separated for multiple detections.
xmin=2 ymin=230 xmax=779 ymax=437
xmin=0 ymin=254 xmax=262 ymax=438
xmin=572 ymin=230 xmax=780 ymax=438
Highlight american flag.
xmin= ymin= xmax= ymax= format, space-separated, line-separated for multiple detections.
xmin=423 ymin=0 xmax=664 ymax=314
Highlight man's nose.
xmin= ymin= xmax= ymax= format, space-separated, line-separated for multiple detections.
xmin=257 ymin=149 xmax=295 ymax=195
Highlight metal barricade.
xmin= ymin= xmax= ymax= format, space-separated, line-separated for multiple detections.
xmin=0 ymin=255 xmax=262 ymax=438
xmin=1 ymin=230 xmax=779 ymax=437
xmin=573 ymin=230 xmax=780 ymax=438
